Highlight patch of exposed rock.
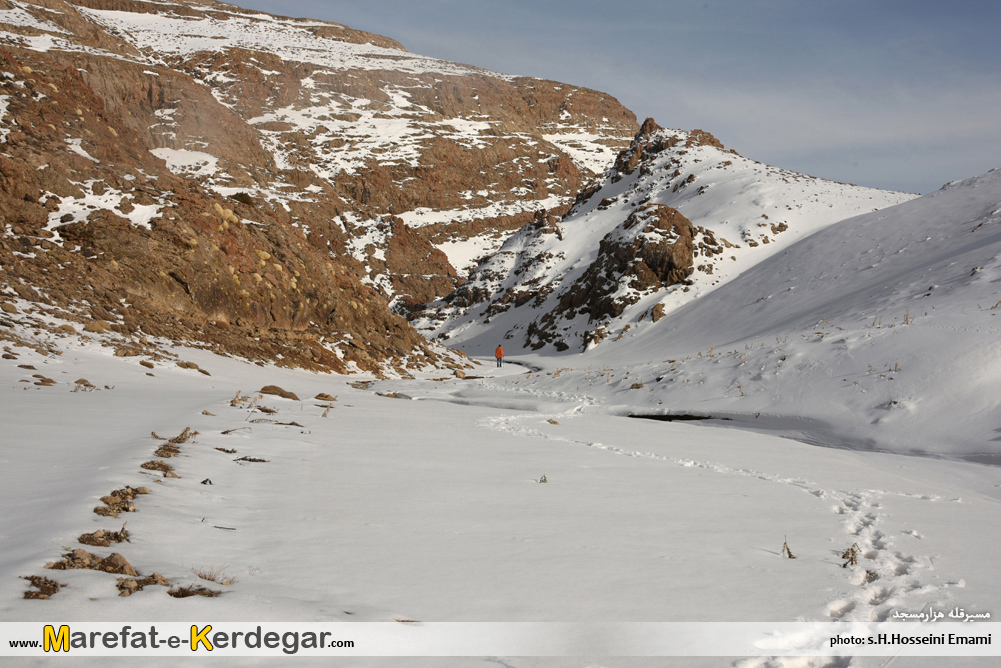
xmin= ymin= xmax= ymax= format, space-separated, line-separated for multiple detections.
xmin=527 ymin=204 xmax=723 ymax=349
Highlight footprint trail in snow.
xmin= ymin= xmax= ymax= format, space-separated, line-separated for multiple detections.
xmin=477 ymin=408 xmax=961 ymax=632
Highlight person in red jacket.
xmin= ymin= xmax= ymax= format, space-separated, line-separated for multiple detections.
xmin=495 ymin=345 xmax=504 ymax=368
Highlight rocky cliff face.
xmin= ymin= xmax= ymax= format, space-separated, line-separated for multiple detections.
xmin=417 ymin=119 xmax=917 ymax=354
xmin=0 ymin=0 xmax=637 ymax=371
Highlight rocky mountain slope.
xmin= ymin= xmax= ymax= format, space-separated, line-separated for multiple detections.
xmin=417 ymin=119 xmax=917 ymax=353
xmin=0 ymin=0 xmax=636 ymax=371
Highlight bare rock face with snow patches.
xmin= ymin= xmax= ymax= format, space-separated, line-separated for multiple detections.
xmin=0 ymin=0 xmax=636 ymax=370
xmin=544 ymin=204 xmax=724 ymax=343
xmin=417 ymin=119 xmax=917 ymax=353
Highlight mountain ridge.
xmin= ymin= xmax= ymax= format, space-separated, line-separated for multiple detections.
xmin=417 ymin=118 xmax=916 ymax=354
xmin=0 ymin=0 xmax=636 ymax=373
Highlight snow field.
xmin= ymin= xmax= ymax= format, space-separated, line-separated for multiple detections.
xmin=1 ymin=332 xmax=998 ymax=668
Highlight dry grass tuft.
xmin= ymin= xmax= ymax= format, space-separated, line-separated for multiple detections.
xmin=841 ymin=542 xmax=861 ymax=568
xmin=781 ymin=536 xmax=796 ymax=559
xmin=192 ymin=565 xmax=238 ymax=585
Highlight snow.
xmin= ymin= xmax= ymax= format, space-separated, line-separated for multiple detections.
xmin=0 ymin=30 xmax=131 ymax=60
xmin=436 ymin=234 xmax=507 ymax=276
xmin=541 ymin=129 xmax=627 ymax=176
xmin=149 ymin=147 xmax=220 ymax=178
xmin=0 ymin=308 xmax=998 ymax=666
xmin=66 ymin=138 xmax=99 ymax=163
xmin=44 ymin=179 xmax=163 ymax=233
xmin=0 ymin=1 xmax=68 ymax=34
xmin=0 ymin=94 xmax=11 ymax=143
xmin=74 ymin=6 xmax=510 ymax=79
xmin=426 ymin=167 xmax=1001 ymax=462
xmin=398 ymin=194 xmax=566 ymax=229
xmin=1 ymin=3 xmax=999 ymax=664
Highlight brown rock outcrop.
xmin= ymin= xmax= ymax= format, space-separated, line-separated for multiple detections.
xmin=0 ymin=0 xmax=640 ymax=368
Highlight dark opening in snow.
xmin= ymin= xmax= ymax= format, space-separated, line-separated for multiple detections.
xmin=628 ymin=413 xmax=731 ymax=422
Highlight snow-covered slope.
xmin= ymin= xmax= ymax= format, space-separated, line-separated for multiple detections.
xmin=2 ymin=318 xmax=999 ymax=665
xmin=461 ymin=168 xmax=1001 ymax=460
xmin=416 ymin=120 xmax=916 ymax=351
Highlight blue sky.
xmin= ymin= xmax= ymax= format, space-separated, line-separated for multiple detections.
xmin=237 ymin=0 xmax=1000 ymax=194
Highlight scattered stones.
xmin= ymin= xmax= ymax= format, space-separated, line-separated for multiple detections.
xmin=2 ymin=353 xmax=17 ymax=360
xmin=141 ymin=460 xmax=178 ymax=477
xmin=46 ymin=549 xmax=138 ymax=576
xmin=152 ymin=427 xmax=196 ymax=444
xmin=93 ymin=486 xmax=147 ymax=516
xmin=139 ymin=360 xmax=154 ymax=369
xmin=55 ymin=324 xmax=76 ymax=334
xmin=260 ymin=385 xmax=299 ymax=401
xmin=78 ymin=525 xmax=131 ymax=547
xmin=1 ymin=302 xmax=18 ymax=314
xmin=21 ymin=575 xmax=65 ymax=600
xmin=176 ymin=361 xmax=200 ymax=370
xmin=454 ymin=369 xmax=466 ymax=379
xmin=83 ymin=320 xmax=111 ymax=334
xmin=17 ymin=364 xmax=35 ymax=370
xmin=154 ymin=442 xmax=181 ymax=458
xmin=117 ymin=573 xmax=171 ymax=597
xmin=314 ymin=393 xmax=336 ymax=401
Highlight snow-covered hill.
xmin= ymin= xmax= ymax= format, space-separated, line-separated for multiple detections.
xmin=438 ymin=167 xmax=1001 ymax=460
xmin=416 ymin=119 xmax=916 ymax=351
